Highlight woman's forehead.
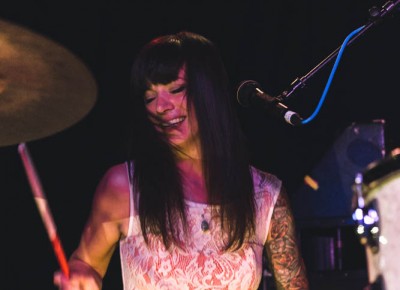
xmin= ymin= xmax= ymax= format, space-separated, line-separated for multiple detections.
xmin=177 ymin=66 xmax=186 ymax=79
xmin=147 ymin=66 xmax=186 ymax=87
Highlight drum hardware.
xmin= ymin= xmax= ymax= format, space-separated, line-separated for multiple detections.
xmin=351 ymin=148 xmax=400 ymax=290
xmin=352 ymin=173 xmax=380 ymax=254
xmin=0 ymin=18 xmax=97 ymax=147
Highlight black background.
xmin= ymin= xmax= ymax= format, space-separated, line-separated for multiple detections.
xmin=2 ymin=1 xmax=399 ymax=289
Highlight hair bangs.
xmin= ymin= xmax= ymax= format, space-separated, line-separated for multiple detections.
xmin=141 ymin=38 xmax=185 ymax=86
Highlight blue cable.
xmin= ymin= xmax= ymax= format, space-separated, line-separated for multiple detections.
xmin=301 ymin=25 xmax=366 ymax=125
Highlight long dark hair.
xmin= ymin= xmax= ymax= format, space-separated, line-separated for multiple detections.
xmin=129 ymin=31 xmax=255 ymax=250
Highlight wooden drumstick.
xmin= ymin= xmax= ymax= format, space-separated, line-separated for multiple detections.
xmin=18 ymin=142 xmax=70 ymax=278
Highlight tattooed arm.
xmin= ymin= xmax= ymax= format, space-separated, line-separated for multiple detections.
xmin=265 ymin=186 xmax=309 ymax=290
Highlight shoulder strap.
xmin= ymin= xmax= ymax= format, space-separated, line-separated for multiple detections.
xmin=125 ymin=160 xmax=135 ymax=236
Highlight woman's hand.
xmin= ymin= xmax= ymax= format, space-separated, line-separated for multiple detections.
xmin=53 ymin=258 xmax=103 ymax=290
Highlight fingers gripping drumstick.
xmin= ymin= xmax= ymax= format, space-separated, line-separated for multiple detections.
xmin=18 ymin=143 xmax=70 ymax=278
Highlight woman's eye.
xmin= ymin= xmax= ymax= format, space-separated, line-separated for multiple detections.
xmin=144 ymin=97 xmax=155 ymax=104
xmin=170 ymin=85 xmax=186 ymax=94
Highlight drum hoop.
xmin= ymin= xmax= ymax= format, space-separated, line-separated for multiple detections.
xmin=364 ymin=170 xmax=400 ymax=204
xmin=362 ymin=149 xmax=400 ymax=186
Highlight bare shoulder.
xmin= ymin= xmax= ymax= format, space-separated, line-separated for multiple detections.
xmin=99 ymin=163 xmax=130 ymax=193
xmin=250 ymin=165 xmax=282 ymax=197
xmin=92 ymin=162 xmax=131 ymax=221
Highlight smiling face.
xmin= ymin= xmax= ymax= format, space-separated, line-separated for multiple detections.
xmin=144 ymin=67 xmax=200 ymax=157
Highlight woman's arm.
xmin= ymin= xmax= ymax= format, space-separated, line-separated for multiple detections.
xmin=54 ymin=163 xmax=130 ymax=289
xmin=265 ymin=187 xmax=309 ymax=290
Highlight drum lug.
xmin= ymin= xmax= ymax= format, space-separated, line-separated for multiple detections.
xmin=352 ymin=173 xmax=380 ymax=254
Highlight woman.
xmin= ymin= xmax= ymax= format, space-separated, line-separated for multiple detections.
xmin=54 ymin=31 xmax=309 ymax=289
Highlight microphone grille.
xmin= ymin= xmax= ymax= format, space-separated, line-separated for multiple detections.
xmin=236 ymin=80 xmax=260 ymax=107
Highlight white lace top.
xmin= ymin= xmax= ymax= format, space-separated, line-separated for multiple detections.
xmin=119 ymin=164 xmax=281 ymax=290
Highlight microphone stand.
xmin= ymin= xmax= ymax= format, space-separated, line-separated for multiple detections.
xmin=276 ymin=0 xmax=400 ymax=102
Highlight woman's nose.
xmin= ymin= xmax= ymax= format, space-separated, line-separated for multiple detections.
xmin=156 ymin=94 xmax=174 ymax=114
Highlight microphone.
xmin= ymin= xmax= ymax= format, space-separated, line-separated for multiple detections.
xmin=236 ymin=80 xmax=303 ymax=126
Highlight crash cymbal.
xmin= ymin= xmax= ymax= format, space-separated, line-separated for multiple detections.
xmin=0 ymin=19 xmax=97 ymax=147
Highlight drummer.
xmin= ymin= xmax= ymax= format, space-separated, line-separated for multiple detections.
xmin=54 ymin=31 xmax=309 ymax=290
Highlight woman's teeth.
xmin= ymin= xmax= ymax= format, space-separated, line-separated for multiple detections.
xmin=160 ymin=117 xmax=185 ymax=127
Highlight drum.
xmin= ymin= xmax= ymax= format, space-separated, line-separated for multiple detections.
xmin=352 ymin=148 xmax=400 ymax=290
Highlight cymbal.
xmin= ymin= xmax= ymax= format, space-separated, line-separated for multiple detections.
xmin=0 ymin=19 xmax=97 ymax=147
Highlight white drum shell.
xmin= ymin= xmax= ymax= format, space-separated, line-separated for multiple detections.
xmin=364 ymin=170 xmax=400 ymax=290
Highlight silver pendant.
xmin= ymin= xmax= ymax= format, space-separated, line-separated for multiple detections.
xmin=201 ymin=220 xmax=210 ymax=231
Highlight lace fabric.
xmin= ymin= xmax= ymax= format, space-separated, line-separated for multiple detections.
xmin=120 ymin=165 xmax=281 ymax=290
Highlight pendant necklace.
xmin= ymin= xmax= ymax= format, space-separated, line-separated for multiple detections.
xmin=201 ymin=214 xmax=209 ymax=232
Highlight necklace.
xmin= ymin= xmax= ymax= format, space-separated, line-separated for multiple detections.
xmin=201 ymin=214 xmax=209 ymax=232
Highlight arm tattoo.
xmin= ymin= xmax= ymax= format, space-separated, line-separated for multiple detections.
xmin=265 ymin=187 xmax=309 ymax=290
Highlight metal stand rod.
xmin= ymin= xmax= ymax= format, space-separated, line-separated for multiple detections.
xmin=277 ymin=0 xmax=400 ymax=102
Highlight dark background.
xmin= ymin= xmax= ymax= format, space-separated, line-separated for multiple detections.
xmin=2 ymin=1 xmax=399 ymax=289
